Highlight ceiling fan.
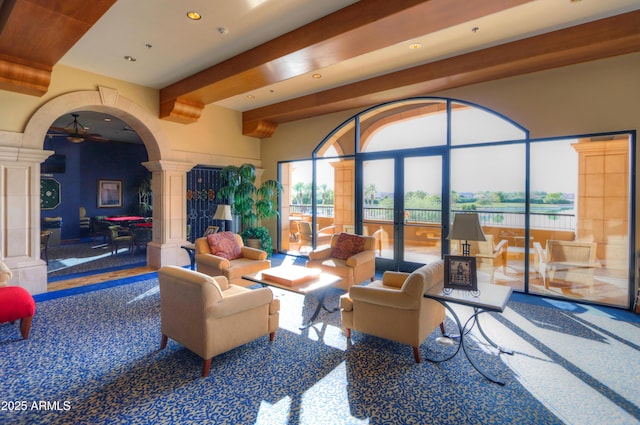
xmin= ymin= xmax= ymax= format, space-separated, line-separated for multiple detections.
xmin=48 ymin=113 xmax=109 ymax=143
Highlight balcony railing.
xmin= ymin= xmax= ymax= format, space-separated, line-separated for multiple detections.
xmin=289 ymin=205 xmax=576 ymax=230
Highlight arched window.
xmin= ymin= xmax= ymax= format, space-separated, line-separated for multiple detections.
xmin=280 ymin=97 xmax=634 ymax=309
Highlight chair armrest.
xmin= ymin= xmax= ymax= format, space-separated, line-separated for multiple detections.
xmin=319 ymin=225 xmax=336 ymax=234
xmin=349 ymin=285 xmax=419 ymax=310
xmin=533 ymin=241 xmax=545 ymax=262
xmin=308 ymin=246 xmax=332 ymax=261
xmin=241 ymin=246 xmax=268 ymax=260
xmin=346 ymin=249 xmax=376 ymax=267
xmin=208 ymin=287 xmax=274 ymax=319
xmin=494 ymin=239 xmax=508 ymax=253
xmin=195 ymin=253 xmax=230 ymax=270
xmin=381 ymin=271 xmax=410 ymax=288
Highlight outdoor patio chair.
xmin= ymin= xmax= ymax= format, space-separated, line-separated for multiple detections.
xmin=296 ymin=221 xmax=335 ymax=252
xmin=452 ymin=234 xmax=508 ymax=283
xmin=533 ymin=240 xmax=598 ymax=293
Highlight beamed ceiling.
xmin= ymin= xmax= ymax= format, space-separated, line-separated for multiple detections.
xmin=0 ymin=0 xmax=639 ymax=138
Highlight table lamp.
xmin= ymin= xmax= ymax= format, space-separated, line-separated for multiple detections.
xmin=213 ymin=204 xmax=232 ymax=232
xmin=447 ymin=213 xmax=486 ymax=256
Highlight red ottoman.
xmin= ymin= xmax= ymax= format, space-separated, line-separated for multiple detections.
xmin=0 ymin=286 xmax=36 ymax=339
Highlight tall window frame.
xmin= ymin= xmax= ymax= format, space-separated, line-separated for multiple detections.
xmin=278 ymin=96 xmax=636 ymax=310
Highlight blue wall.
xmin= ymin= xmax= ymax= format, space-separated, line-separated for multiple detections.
xmin=41 ymin=138 xmax=149 ymax=241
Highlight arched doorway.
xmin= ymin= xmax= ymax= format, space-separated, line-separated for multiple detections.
xmin=42 ymin=110 xmax=152 ymax=279
xmin=10 ymin=87 xmax=193 ymax=293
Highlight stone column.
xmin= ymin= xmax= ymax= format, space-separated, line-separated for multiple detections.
xmin=143 ymin=160 xmax=195 ymax=269
xmin=572 ymin=139 xmax=629 ymax=273
xmin=332 ymin=159 xmax=355 ymax=231
xmin=0 ymin=146 xmax=54 ymax=294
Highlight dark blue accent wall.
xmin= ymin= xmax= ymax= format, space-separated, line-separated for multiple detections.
xmin=41 ymin=138 xmax=149 ymax=241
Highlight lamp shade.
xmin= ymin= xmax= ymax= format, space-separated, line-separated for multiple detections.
xmin=213 ymin=204 xmax=232 ymax=221
xmin=447 ymin=213 xmax=486 ymax=242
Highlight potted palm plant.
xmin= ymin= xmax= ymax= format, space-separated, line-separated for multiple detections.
xmin=217 ymin=163 xmax=282 ymax=257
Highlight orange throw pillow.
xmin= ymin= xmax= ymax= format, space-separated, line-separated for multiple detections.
xmin=331 ymin=233 xmax=365 ymax=260
xmin=207 ymin=232 xmax=242 ymax=260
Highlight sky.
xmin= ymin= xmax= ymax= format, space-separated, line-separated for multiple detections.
xmin=361 ymin=138 xmax=579 ymax=195
xmin=292 ymin=137 xmax=579 ymax=198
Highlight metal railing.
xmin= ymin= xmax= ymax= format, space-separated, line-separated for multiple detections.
xmin=290 ymin=204 xmax=334 ymax=217
xmin=290 ymin=205 xmax=576 ymax=230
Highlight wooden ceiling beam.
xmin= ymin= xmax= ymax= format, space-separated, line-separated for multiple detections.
xmin=159 ymin=0 xmax=532 ymax=122
xmin=242 ymin=10 xmax=640 ymax=138
xmin=0 ymin=0 xmax=115 ymax=96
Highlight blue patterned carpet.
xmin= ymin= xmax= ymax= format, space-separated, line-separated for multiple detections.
xmin=46 ymin=240 xmax=147 ymax=281
xmin=1 ymin=264 xmax=639 ymax=424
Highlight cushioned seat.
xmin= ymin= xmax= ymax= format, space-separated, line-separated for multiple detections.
xmin=195 ymin=232 xmax=271 ymax=286
xmin=158 ymin=265 xmax=279 ymax=377
xmin=340 ymin=261 xmax=446 ymax=362
xmin=0 ymin=285 xmax=36 ymax=339
xmin=306 ymin=232 xmax=376 ymax=291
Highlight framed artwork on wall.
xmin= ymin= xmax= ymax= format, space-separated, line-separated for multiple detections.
xmin=444 ymin=255 xmax=478 ymax=291
xmin=98 ymin=179 xmax=122 ymax=208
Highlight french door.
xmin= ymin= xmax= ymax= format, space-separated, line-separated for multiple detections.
xmin=359 ymin=150 xmax=448 ymax=272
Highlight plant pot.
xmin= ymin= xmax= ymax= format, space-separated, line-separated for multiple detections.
xmin=246 ymin=238 xmax=262 ymax=249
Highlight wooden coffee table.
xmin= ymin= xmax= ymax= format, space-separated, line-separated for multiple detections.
xmin=243 ymin=265 xmax=342 ymax=329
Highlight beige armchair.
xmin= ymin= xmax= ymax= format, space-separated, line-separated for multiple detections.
xmin=306 ymin=232 xmax=376 ymax=291
xmin=340 ymin=261 xmax=446 ymax=363
xmin=296 ymin=221 xmax=335 ymax=252
xmin=0 ymin=260 xmax=12 ymax=287
xmin=533 ymin=240 xmax=598 ymax=293
xmin=452 ymin=235 xmax=508 ymax=283
xmin=195 ymin=232 xmax=270 ymax=287
xmin=158 ymin=265 xmax=280 ymax=377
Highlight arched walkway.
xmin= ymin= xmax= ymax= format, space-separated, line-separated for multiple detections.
xmin=2 ymin=87 xmax=193 ymax=294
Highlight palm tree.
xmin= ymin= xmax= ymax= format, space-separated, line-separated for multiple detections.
xmin=292 ymin=182 xmax=306 ymax=205
xmin=317 ymin=183 xmax=328 ymax=205
xmin=365 ymin=184 xmax=377 ymax=205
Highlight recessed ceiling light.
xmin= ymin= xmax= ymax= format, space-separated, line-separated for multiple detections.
xmin=124 ymin=56 xmax=136 ymax=62
xmin=246 ymin=95 xmax=255 ymax=99
xmin=217 ymin=27 xmax=229 ymax=35
xmin=103 ymin=118 xmax=111 ymax=122
xmin=187 ymin=11 xmax=202 ymax=20
xmin=409 ymin=43 xmax=422 ymax=50
xmin=312 ymin=73 xmax=322 ymax=79
xmin=472 ymin=26 xmax=479 ymax=33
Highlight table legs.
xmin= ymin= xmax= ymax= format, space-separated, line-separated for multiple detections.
xmin=426 ymin=302 xmax=512 ymax=385
xmin=300 ymin=288 xmax=339 ymax=329
xmin=180 ymin=246 xmax=196 ymax=270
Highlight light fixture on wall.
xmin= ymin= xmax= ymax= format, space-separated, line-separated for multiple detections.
xmin=213 ymin=204 xmax=233 ymax=232
xmin=447 ymin=213 xmax=486 ymax=256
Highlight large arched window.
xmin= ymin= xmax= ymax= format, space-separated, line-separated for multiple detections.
xmin=279 ymin=97 xmax=634 ymax=310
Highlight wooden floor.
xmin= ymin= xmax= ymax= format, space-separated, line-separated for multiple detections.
xmin=47 ymin=265 xmax=157 ymax=292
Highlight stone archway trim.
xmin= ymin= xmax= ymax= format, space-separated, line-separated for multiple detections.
xmin=22 ymin=87 xmax=170 ymax=161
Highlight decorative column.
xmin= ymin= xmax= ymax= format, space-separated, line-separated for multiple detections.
xmin=0 ymin=145 xmax=54 ymax=294
xmin=572 ymin=139 xmax=629 ymax=274
xmin=142 ymin=160 xmax=195 ymax=269
xmin=331 ymin=159 xmax=355 ymax=231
